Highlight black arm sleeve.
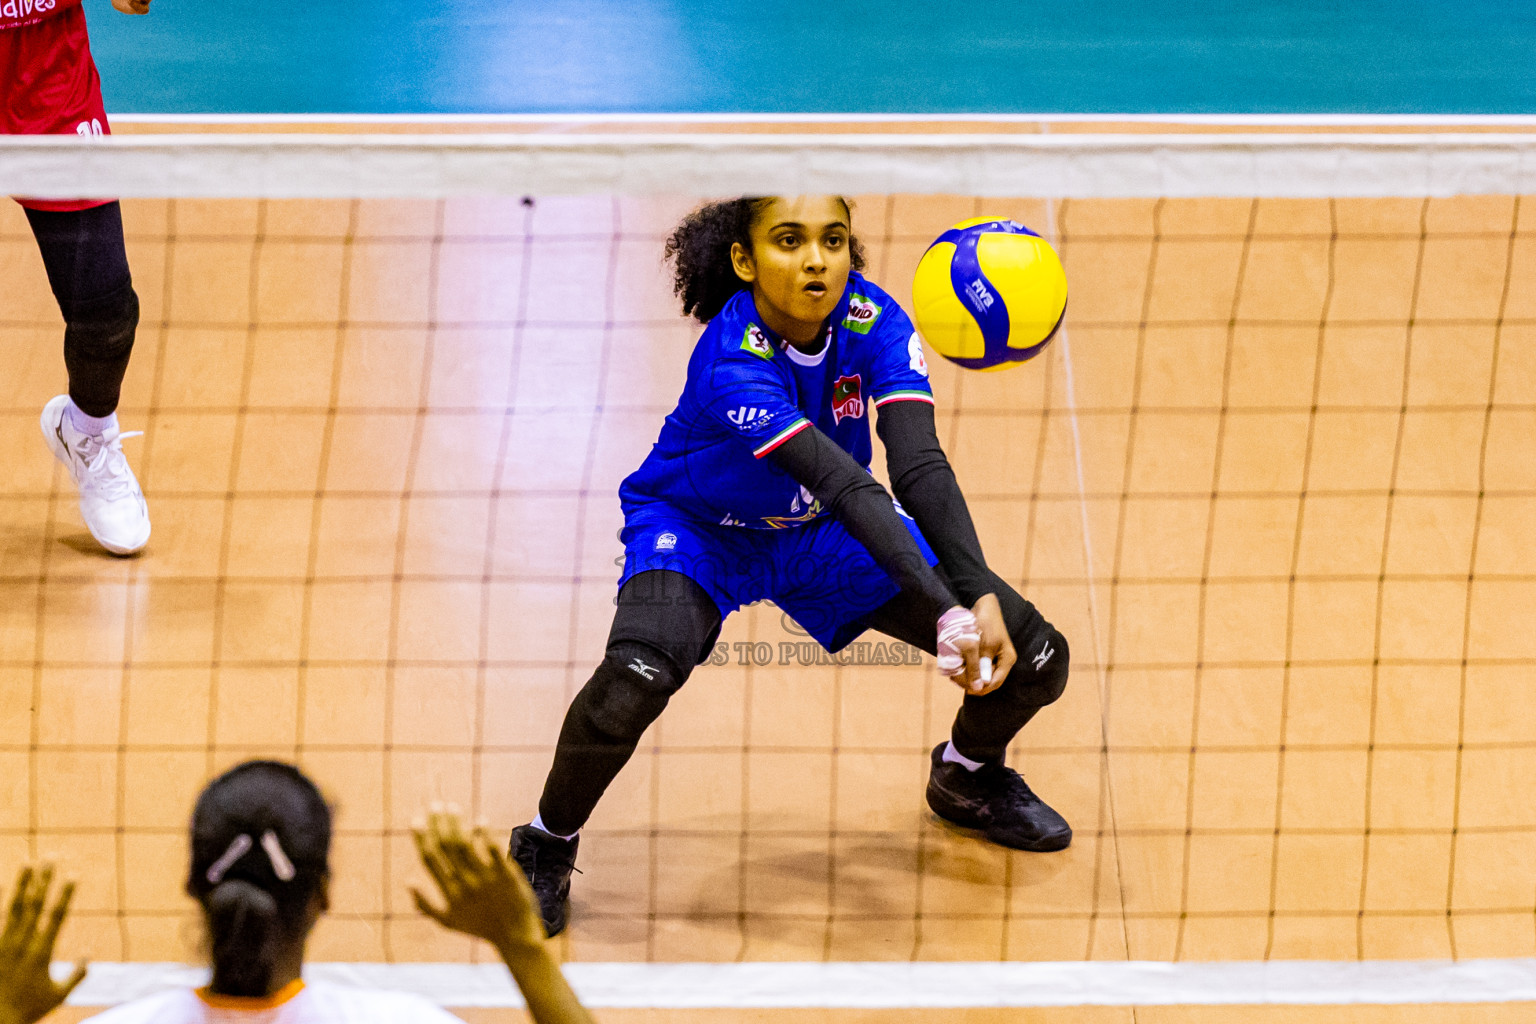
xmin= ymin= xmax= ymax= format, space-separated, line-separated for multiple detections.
xmin=875 ymin=399 xmax=993 ymax=607
xmin=764 ymin=425 xmax=958 ymax=621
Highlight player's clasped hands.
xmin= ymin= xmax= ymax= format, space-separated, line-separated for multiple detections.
xmin=936 ymin=595 xmax=1015 ymax=696
xmin=0 ymin=865 xmax=87 ymax=1024
xmin=109 ymin=0 xmax=151 ymax=14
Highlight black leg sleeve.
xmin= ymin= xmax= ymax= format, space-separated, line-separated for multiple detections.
xmin=858 ymin=567 xmax=1070 ymax=765
xmin=536 ymin=569 xmax=722 ymax=836
xmin=949 ymin=579 xmax=1069 ymax=764
xmin=25 ymin=202 xmax=139 ymax=418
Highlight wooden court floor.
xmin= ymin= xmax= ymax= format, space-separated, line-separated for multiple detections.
xmin=2 ymin=192 xmax=1535 ymax=1019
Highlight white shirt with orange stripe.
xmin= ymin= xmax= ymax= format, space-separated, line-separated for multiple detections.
xmin=82 ymin=980 xmax=465 ymax=1023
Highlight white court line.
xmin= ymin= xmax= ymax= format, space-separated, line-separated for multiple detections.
xmin=63 ymin=959 xmax=1536 ymax=1009
xmin=110 ymin=112 xmax=1536 ymax=126
xmin=1042 ymin=205 xmax=1109 ymax=724
xmin=1043 ymin=202 xmax=1129 ymax=960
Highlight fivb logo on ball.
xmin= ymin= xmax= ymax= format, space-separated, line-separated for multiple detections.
xmin=841 ymin=294 xmax=882 ymax=334
xmin=964 ymin=278 xmax=995 ymax=313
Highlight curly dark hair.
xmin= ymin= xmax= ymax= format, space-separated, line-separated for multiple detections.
xmin=663 ymin=197 xmax=868 ymax=323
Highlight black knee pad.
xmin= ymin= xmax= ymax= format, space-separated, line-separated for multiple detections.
xmin=1010 ymin=626 xmax=1070 ymax=708
xmin=578 ymin=641 xmax=686 ymax=741
xmin=64 ymin=281 xmax=139 ymax=358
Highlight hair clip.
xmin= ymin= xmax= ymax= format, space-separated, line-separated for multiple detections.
xmin=260 ymin=830 xmax=296 ymax=882
xmin=205 ymin=833 xmax=253 ymax=885
xmin=204 ymin=830 xmax=297 ymax=885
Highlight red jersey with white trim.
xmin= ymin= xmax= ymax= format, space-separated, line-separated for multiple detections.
xmin=1 ymin=0 xmax=112 ymax=211
xmin=619 ymin=272 xmax=934 ymax=530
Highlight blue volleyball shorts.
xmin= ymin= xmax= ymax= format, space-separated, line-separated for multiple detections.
xmin=617 ymin=507 xmax=940 ymax=653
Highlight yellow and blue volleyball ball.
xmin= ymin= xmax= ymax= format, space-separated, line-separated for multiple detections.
xmin=911 ymin=217 xmax=1068 ymax=372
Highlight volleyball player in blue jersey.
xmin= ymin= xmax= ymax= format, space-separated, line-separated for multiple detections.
xmin=512 ymin=196 xmax=1072 ymax=936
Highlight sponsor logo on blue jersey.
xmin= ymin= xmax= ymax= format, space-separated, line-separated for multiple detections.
xmin=727 ymin=406 xmax=765 ymax=426
xmin=831 ymin=373 xmax=864 ymax=424
xmin=740 ymin=323 xmax=774 ymax=360
xmin=842 ymin=294 xmax=882 ymax=334
xmin=907 ymin=333 xmax=929 ymax=377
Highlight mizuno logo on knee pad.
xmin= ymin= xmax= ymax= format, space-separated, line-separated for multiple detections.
xmin=1033 ymin=642 xmax=1055 ymax=671
xmin=628 ymin=658 xmax=658 ymax=680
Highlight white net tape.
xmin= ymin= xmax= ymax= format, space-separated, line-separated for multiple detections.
xmin=4 ymin=132 xmax=1536 ymax=198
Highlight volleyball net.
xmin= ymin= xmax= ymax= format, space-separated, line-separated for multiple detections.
xmin=1 ymin=126 xmax=1534 ymax=1010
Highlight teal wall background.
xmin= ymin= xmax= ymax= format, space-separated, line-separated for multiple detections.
xmin=85 ymin=0 xmax=1536 ymax=115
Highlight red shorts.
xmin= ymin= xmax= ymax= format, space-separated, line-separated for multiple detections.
xmin=0 ymin=5 xmax=111 ymax=211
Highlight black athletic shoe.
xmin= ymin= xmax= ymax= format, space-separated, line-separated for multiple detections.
xmin=509 ymin=824 xmax=579 ymax=937
xmin=925 ymin=743 xmax=1072 ymax=852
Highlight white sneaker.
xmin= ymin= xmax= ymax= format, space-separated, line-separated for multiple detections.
xmin=40 ymin=394 xmax=151 ymax=556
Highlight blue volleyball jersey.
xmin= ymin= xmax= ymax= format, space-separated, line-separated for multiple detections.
xmin=620 ymin=273 xmax=935 ymax=530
